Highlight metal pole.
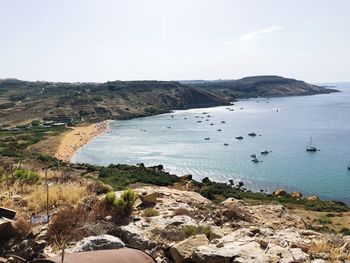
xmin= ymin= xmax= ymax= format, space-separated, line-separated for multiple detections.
xmin=46 ymin=170 xmax=49 ymax=223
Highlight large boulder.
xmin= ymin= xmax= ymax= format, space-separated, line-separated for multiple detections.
xmin=273 ymin=189 xmax=288 ymax=197
xmin=170 ymin=234 xmax=208 ymax=263
xmin=68 ymin=234 xmax=125 ymax=253
xmin=0 ymin=219 xmax=17 ymax=242
xmin=291 ymin=191 xmax=303 ymax=199
xmin=118 ymin=224 xmax=157 ymax=250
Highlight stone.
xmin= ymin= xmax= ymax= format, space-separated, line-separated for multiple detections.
xmin=0 ymin=219 xmax=17 ymax=242
xmin=307 ymin=195 xmax=320 ymax=201
xmin=202 ymin=177 xmax=211 ymax=184
xmin=180 ymin=174 xmax=192 ymax=180
xmin=169 ymin=215 xmax=197 ymax=226
xmin=68 ymin=234 xmax=125 ymax=253
xmin=273 ymin=189 xmax=288 ymax=197
xmin=139 ymin=192 xmax=159 ymax=206
xmin=170 ymin=234 xmax=208 ymax=263
xmin=119 ymin=224 xmax=157 ymax=250
xmin=291 ymin=191 xmax=303 ymax=199
xmin=290 ymin=248 xmax=309 ymax=262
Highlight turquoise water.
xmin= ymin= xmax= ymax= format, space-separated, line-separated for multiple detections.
xmin=73 ymin=83 xmax=350 ymax=204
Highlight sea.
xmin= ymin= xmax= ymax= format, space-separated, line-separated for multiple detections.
xmin=73 ymin=83 xmax=350 ymax=204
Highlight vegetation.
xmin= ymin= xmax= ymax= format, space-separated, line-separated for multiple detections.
xmin=318 ymin=215 xmax=332 ymax=224
xmin=340 ymin=227 xmax=350 ymax=236
xmin=181 ymin=225 xmax=211 ymax=239
xmin=0 ymin=126 xmax=67 ymax=157
xmin=98 ymin=164 xmax=180 ymax=190
xmin=143 ymin=208 xmax=159 ymax=217
xmin=198 ymin=182 xmax=349 ymax=212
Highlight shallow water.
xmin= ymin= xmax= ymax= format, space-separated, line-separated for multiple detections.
xmin=73 ymin=83 xmax=350 ymax=204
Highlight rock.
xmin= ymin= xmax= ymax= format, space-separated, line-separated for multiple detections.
xmin=68 ymin=234 xmax=125 ymax=253
xmin=307 ymin=195 xmax=320 ymax=201
xmin=139 ymin=192 xmax=159 ymax=206
xmin=311 ymin=260 xmax=328 ymax=263
xmin=193 ymin=240 xmax=264 ymax=263
xmin=170 ymin=234 xmax=208 ymax=263
xmin=118 ymin=224 xmax=157 ymax=250
xmin=0 ymin=219 xmax=17 ymax=242
xmin=273 ymin=189 xmax=288 ymax=197
xmin=202 ymin=177 xmax=211 ymax=184
xmin=314 ymin=252 xmax=330 ymax=260
xmin=291 ymin=191 xmax=303 ymax=199
xmin=290 ymin=248 xmax=309 ymax=262
xmin=136 ymin=163 xmax=145 ymax=168
xmin=169 ymin=215 xmax=197 ymax=226
xmin=180 ymin=174 xmax=192 ymax=180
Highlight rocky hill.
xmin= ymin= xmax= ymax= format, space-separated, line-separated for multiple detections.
xmin=0 ymin=76 xmax=337 ymax=126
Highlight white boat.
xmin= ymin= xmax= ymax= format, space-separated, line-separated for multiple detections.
xmin=306 ymin=137 xmax=318 ymax=152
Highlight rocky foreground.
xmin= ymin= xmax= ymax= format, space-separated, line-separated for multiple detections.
xmin=3 ymin=185 xmax=348 ymax=263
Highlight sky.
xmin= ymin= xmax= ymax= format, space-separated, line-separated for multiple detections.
xmin=0 ymin=0 xmax=349 ymax=83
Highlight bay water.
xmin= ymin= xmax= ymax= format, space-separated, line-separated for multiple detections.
xmin=73 ymin=83 xmax=350 ymax=204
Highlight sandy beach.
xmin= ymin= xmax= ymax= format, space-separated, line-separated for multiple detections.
xmin=55 ymin=120 xmax=110 ymax=162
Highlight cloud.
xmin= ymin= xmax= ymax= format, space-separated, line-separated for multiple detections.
xmin=239 ymin=25 xmax=284 ymax=42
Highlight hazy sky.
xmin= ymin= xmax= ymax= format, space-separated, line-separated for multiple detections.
xmin=1 ymin=0 xmax=349 ymax=82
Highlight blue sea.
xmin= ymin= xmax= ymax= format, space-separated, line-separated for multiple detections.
xmin=73 ymin=83 xmax=350 ymax=204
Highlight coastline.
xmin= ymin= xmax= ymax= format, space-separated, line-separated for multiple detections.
xmin=55 ymin=120 xmax=110 ymax=162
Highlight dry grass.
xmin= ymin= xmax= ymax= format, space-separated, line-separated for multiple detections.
xmin=143 ymin=208 xmax=159 ymax=217
xmin=223 ymin=204 xmax=253 ymax=222
xmin=309 ymin=236 xmax=350 ymax=262
xmin=27 ymin=183 xmax=88 ymax=212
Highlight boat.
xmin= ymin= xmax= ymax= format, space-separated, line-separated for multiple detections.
xmin=261 ymin=150 xmax=269 ymax=155
xmin=229 ymin=109 xmax=234 ymax=111
xmin=217 ymin=129 xmax=221 ymax=132
xmin=306 ymin=137 xmax=318 ymax=152
xmin=204 ymin=137 xmax=210 ymax=140
xmin=252 ymin=158 xmax=259 ymax=163
xmin=221 ymin=121 xmax=226 ymax=124
xmin=224 ymin=143 xmax=229 ymax=146
xmin=210 ymin=123 xmax=214 ymax=126
xmin=248 ymin=132 xmax=256 ymax=137
xmin=347 ymin=163 xmax=350 ymax=170
xmin=250 ymin=154 xmax=257 ymax=158
xmin=235 ymin=136 xmax=243 ymax=140
xmin=197 ymin=121 xmax=202 ymax=123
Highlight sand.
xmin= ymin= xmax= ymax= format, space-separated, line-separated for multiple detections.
xmin=55 ymin=120 xmax=110 ymax=162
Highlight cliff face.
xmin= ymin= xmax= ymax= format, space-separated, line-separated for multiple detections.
xmin=0 ymin=76 xmax=337 ymax=126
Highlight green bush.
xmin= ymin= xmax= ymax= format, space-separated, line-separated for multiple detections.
xmin=114 ymin=189 xmax=137 ymax=214
xmin=318 ymin=215 xmax=332 ymax=224
xmin=143 ymin=208 xmax=159 ymax=217
xmin=13 ymin=169 xmax=40 ymax=185
xmin=340 ymin=227 xmax=350 ymax=236
xmin=99 ymin=164 xmax=180 ymax=190
xmin=181 ymin=225 xmax=211 ymax=238
xmin=105 ymin=191 xmax=116 ymax=205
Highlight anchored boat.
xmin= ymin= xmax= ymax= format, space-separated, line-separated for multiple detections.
xmin=306 ymin=137 xmax=318 ymax=152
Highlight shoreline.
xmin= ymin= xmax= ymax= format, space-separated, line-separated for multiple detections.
xmin=55 ymin=120 xmax=110 ymax=162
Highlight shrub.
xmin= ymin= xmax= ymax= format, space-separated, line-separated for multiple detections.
xmin=48 ymin=206 xmax=89 ymax=247
xmin=143 ymin=208 xmax=159 ymax=217
xmin=31 ymin=120 xmax=41 ymax=127
xmin=181 ymin=225 xmax=211 ymax=238
xmin=87 ymin=181 xmax=113 ymax=195
xmin=27 ymin=184 xmax=88 ymax=212
xmin=105 ymin=191 xmax=116 ymax=205
xmin=14 ymin=215 xmax=32 ymax=239
xmin=13 ymin=169 xmax=40 ymax=185
xmin=223 ymin=205 xmax=253 ymax=222
xmin=318 ymin=215 xmax=332 ymax=224
xmin=114 ymin=189 xmax=137 ymax=214
xmin=340 ymin=227 xmax=350 ymax=236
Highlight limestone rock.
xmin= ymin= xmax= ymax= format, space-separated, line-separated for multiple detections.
xmin=68 ymin=234 xmax=125 ymax=253
xmin=0 ymin=219 xmax=17 ymax=242
xmin=273 ymin=189 xmax=288 ymax=197
xmin=170 ymin=234 xmax=208 ymax=263
xmin=169 ymin=215 xmax=197 ymax=226
xmin=307 ymin=195 xmax=320 ymax=201
xmin=291 ymin=191 xmax=303 ymax=199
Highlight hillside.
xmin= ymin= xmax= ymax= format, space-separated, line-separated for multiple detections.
xmin=0 ymin=76 xmax=337 ymax=126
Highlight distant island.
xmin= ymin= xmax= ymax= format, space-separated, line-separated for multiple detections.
xmin=0 ymin=75 xmax=338 ymax=127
